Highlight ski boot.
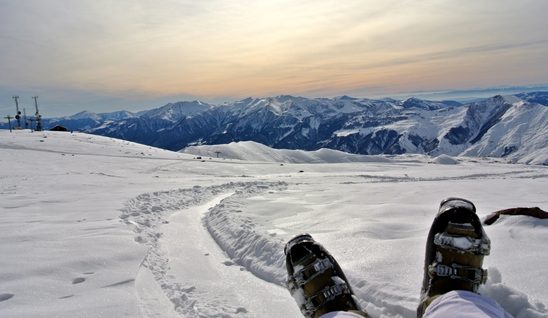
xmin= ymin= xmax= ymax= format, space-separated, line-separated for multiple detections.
xmin=285 ymin=234 xmax=368 ymax=318
xmin=417 ymin=198 xmax=491 ymax=317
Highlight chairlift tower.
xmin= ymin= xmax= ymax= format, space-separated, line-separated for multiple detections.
xmin=12 ymin=96 xmax=22 ymax=129
xmin=32 ymin=96 xmax=42 ymax=131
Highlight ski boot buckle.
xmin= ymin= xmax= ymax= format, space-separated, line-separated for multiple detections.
xmin=429 ymin=263 xmax=488 ymax=287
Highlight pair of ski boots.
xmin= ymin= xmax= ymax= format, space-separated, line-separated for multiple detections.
xmin=284 ymin=198 xmax=491 ymax=318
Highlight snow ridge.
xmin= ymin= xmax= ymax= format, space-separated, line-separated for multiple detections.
xmin=183 ymin=141 xmax=391 ymax=163
xmin=204 ymin=182 xmax=289 ymax=285
xmin=121 ymin=181 xmax=294 ymax=317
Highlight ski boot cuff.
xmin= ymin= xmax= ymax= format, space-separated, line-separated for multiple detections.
xmin=417 ymin=198 xmax=491 ymax=317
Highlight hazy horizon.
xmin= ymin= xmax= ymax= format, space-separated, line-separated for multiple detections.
xmin=1 ymin=0 xmax=548 ymax=116
xmin=2 ymin=84 xmax=548 ymax=118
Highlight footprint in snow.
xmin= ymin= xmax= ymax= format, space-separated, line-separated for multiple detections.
xmin=181 ymin=286 xmax=196 ymax=293
xmin=235 ymin=307 xmax=248 ymax=314
xmin=72 ymin=277 xmax=86 ymax=284
xmin=0 ymin=293 xmax=14 ymax=302
xmin=59 ymin=295 xmax=74 ymax=299
xmin=102 ymin=279 xmax=135 ymax=288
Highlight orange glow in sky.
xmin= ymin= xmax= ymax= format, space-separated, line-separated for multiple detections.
xmin=1 ymin=0 xmax=548 ymax=114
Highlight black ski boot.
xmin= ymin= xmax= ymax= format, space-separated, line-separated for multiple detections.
xmin=417 ymin=198 xmax=491 ymax=317
xmin=285 ymin=234 xmax=368 ymax=318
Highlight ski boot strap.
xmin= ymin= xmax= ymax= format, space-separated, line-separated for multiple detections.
xmin=288 ymin=257 xmax=334 ymax=289
xmin=428 ymin=263 xmax=488 ymax=291
xmin=301 ymin=281 xmax=353 ymax=317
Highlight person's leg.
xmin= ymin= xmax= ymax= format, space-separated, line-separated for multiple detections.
xmin=284 ymin=234 xmax=368 ymax=318
xmin=423 ymin=290 xmax=512 ymax=318
xmin=418 ymin=198 xmax=510 ymax=317
xmin=320 ymin=311 xmax=367 ymax=318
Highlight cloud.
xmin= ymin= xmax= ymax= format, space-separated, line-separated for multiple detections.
xmin=345 ymin=39 xmax=548 ymax=72
xmin=1 ymin=0 xmax=547 ymax=113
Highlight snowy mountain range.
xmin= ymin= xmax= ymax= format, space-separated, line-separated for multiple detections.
xmin=2 ymin=92 xmax=547 ymax=164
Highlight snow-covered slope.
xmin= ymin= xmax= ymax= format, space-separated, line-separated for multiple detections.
xmin=182 ymin=141 xmax=391 ymax=163
xmin=138 ymin=100 xmax=214 ymax=121
xmin=1 ymin=130 xmax=547 ymax=318
xmin=462 ymin=100 xmax=548 ymax=165
xmin=47 ymin=110 xmax=137 ymax=130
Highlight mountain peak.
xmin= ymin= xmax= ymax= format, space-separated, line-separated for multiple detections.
xmin=335 ymin=95 xmax=357 ymax=101
xmin=491 ymin=94 xmax=521 ymax=105
xmin=69 ymin=111 xmax=100 ymax=120
xmin=140 ymin=100 xmax=213 ymax=121
xmin=401 ymin=97 xmax=446 ymax=110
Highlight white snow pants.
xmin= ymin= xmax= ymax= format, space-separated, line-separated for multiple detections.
xmin=423 ymin=291 xmax=512 ymax=318
xmin=319 ymin=291 xmax=512 ymax=318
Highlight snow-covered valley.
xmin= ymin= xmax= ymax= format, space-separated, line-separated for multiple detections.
xmin=1 ymin=130 xmax=547 ymax=317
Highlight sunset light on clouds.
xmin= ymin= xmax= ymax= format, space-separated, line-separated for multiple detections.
xmin=1 ymin=0 xmax=548 ymax=115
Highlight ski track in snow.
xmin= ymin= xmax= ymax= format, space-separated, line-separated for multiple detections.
xmin=121 ymin=181 xmax=300 ymax=317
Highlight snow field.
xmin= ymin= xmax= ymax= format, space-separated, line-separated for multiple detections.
xmin=1 ymin=130 xmax=547 ymax=317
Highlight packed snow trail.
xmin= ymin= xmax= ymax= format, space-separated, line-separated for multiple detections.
xmin=162 ymin=194 xmax=299 ymax=317
xmin=122 ymin=182 xmax=300 ymax=317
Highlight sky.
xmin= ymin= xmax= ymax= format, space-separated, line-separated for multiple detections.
xmin=1 ymin=0 xmax=548 ymax=116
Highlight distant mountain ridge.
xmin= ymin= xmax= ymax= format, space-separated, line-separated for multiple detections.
xmin=2 ymin=92 xmax=547 ymax=164
xmin=182 ymin=140 xmax=392 ymax=163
